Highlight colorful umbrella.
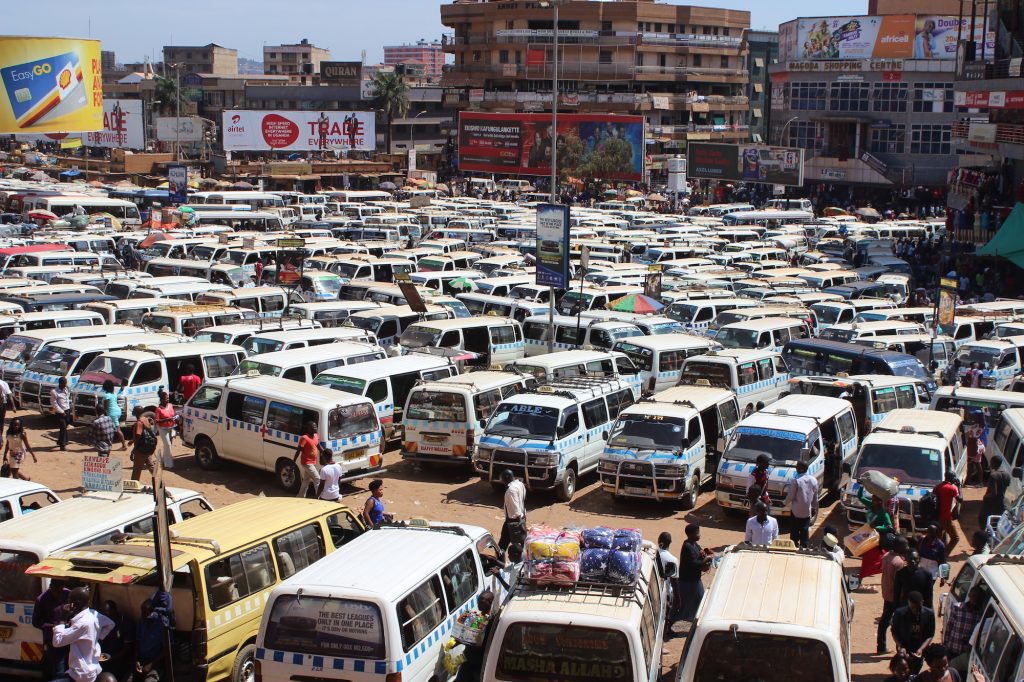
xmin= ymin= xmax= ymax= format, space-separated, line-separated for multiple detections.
xmin=446 ymin=277 xmax=477 ymax=293
xmin=607 ymin=293 xmax=664 ymax=314
xmin=139 ymin=231 xmax=173 ymax=248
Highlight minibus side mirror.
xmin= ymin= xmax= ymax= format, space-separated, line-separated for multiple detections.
xmin=716 ymin=437 xmax=727 ymax=453
xmin=938 ymin=563 xmax=951 ymax=581
xmin=479 ymin=419 xmax=487 ymax=430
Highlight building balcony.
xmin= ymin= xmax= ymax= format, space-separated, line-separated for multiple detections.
xmin=441 ymin=31 xmax=743 ymax=50
xmin=475 ymin=91 xmax=748 ymax=112
xmin=443 ymin=62 xmax=747 ymax=85
xmin=953 ymin=121 xmax=1024 ymax=146
xmin=649 ymin=123 xmax=750 ymax=143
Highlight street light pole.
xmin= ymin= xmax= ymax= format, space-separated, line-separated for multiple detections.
xmin=540 ymin=0 xmax=564 ymax=355
xmin=172 ymin=63 xmax=181 ymax=162
xmin=409 ymin=110 xmax=428 ymax=172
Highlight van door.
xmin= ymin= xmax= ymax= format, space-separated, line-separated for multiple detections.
xmin=263 ymin=399 xmax=319 ymax=491
xmin=489 ymin=323 xmax=524 ymax=364
xmin=223 ymin=391 xmax=270 ymax=471
xmin=971 ymin=604 xmax=1022 ymax=681
xmin=580 ymin=397 xmax=612 ymax=474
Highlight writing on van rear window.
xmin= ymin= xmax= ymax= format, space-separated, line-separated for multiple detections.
xmin=496 ymin=623 xmax=631 ymax=681
xmin=264 ymin=595 xmax=385 ymax=659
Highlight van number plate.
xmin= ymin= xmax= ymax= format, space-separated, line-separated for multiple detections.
xmin=345 ymin=449 xmax=367 ymax=461
xmin=0 ymin=627 xmax=12 ymax=640
xmin=624 ymin=486 xmax=650 ymax=496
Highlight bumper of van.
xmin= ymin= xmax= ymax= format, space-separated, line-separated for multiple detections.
xmin=715 ymin=488 xmax=793 ymax=516
xmin=401 ymin=449 xmax=473 ymax=465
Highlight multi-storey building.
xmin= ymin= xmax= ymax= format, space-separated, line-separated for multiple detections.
xmin=439 ymin=0 xmax=751 ymax=164
xmin=769 ymin=14 xmax=961 ymax=189
xmin=746 ymin=30 xmax=778 ymax=143
xmin=384 ymin=40 xmax=447 ymax=80
xmin=163 ymin=44 xmax=238 ymax=76
xmin=264 ymin=39 xmax=331 ymax=75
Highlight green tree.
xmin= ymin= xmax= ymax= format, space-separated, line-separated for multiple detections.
xmin=154 ymin=76 xmax=187 ymax=116
xmin=372 ymin=71 xmax=410 ymax=154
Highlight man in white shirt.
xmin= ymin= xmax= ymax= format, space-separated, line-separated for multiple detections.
xmin=52 ymin=587 xmax=115 ymax=682
xmin=317 ymin=449 xmax=343 ymax=502
xmin=499 ymin=469 xmax=526 ymax=551
xmin=50 ymin=376 xmax=72 ymax=451
xmin=0 ymin=377 xmax=13 ymax=432
xmin=744 ymin=502 xmax=780 ymax=546
xmin=784 ymin=460 xmax=820 ymax=548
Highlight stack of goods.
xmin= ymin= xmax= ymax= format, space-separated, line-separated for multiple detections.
xmin=452 ymin=609 xmax=488 ymax=645
xmin=579 ymin=526 xmax=642 ymax=585
xmin=524 ymin=526 xmax=581 ymax=585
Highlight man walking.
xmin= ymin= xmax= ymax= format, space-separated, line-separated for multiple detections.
xmin=896 ymin=549 xmax=936 ymax=610
xmin=784 ymin=460 xmax=819 ymax=548
xmin=744 ymin=502 xmax=779 ymax=545
xmin=52 ymin=586 xmax=115 ymax=682
xmin=293 ymin=421 xmax=320 ymax=499
xmin=317 ymin=449 xmax=343 ymax=502
xmin=980 ymin=456 xmax=1011 ymax=531
xmin=90 ymin=405 xmax=125 ymax=458
xmin=499 ymin=469 xmax=526 ymax=551
xmin=878 ymin=536 xmax=909 ymax=654
xmin=50 ymin=376 xmax=71 ymax=451
xmin=943 ymin=586 xmax=985 ymax=674
xmin=891 ymin=591 xmax=935 ymax=675
xmin=933 ymin=471 xmax=963 ymax=555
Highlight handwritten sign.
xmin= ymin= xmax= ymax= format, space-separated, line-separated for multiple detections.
xmin=82 ymin=455 xmax=122 ymax=492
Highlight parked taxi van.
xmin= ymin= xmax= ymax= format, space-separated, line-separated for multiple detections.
xmin=236 ymin=342 xmax=386 ymax=383
xmin=256 ymin=522 xmax=495 ymax=682
xmin=680 ymin=348 xmax=791 ymax=416
xmin=0 ymin=324 xmax=142 ymax=385
xmin=0 ymin=483 xmax=212 ymax=677
xmin=183 ymin=375 xmax=383 ymax=493
xmin=613 ymin=333 xmax=721 ymax=393
xmin=141 ymin=305 xmax=257 ymax=337
xmin=402 ymin=371 xmax=535 ymax=466
xmin=23 ymin=497 xmax=365 ymax=682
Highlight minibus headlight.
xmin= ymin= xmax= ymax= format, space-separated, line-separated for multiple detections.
xmin=532 ymin=453 xmax=559 ymax=467
xmin=476 ymin=448 xmax=492 ymax=462
xmin=662 ymin=464 xmax=687 ymax=479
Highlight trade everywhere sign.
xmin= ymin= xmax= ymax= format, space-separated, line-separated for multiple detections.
xmin=221 ymin=110 xmax=375 ymax=152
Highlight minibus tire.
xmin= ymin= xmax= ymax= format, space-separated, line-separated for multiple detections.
xmin=194 ymin=438 xmax=221 ymax=470
xmin=232 ymin=643 xmax=256 ymax=682
xmin=556 ymin=465 xmax=577 ymax=502
xmin=276 ymin=459 xmax=301 ymax=494
xmin=681 ymin=473 xmax=700 ymax=510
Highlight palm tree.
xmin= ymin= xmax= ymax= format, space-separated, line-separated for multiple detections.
xmin=154 ymin=76 xmax=187 ymax=116
xmin=373 ymin=71 xmax=410 ymax=154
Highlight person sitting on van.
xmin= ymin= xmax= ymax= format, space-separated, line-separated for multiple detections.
xmin=91 ymin=405 xmax=126 ymax=458
xmin=100 ymin=379 xmax=122 ymax=424
xmin=746 ymin=454 xmax=772 ymax=513
xmin=317 ymin=448 xmax=343 ymax=503
xmin=916 ymin=643 xmax=962 ymax=682
xmin=176 ymin=365 xmax=202 ymax=404
xmin=891 ymin=591 xmax=935 ymax=675
xmin=293 ymin=421 xmax=321 ymax=499
xmin=744 ymin=502 xmax=779 ymax=546
xmin=361 ymin=479 xmax=393 ymax=528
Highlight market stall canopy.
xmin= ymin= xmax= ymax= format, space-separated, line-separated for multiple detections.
xmin=607 ymin=293 xmax=664 ymax=314
xmin=977 ymin=203 xmax=1024 ymax=268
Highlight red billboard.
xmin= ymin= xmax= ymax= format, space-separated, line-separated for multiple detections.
xmin=458 ymin=112 xmax=644 ymax=182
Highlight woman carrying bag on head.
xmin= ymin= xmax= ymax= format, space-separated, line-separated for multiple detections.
xmin=858 ymin=488 xmax=897 ymax=580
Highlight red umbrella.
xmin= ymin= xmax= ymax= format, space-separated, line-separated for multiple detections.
xmin=28 ymin=209 xmax=59 ymax=221
xmin=138 ymin=232 xmax=173 ymax=248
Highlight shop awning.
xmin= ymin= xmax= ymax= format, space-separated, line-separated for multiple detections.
xmin=978 ymin=202 xmax=1024 ymax=267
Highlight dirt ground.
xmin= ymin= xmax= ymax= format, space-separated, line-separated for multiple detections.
xmin=15 ymin=407 xmax=986 ymax=681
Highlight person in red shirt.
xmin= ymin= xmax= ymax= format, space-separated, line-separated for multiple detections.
xmin=933 ymin=471 xmax=963 ymax=555
xmin=294 ymin=420 xmax=321 ymax=498
xmin=177 ymin=365 xmax=202 ymax=403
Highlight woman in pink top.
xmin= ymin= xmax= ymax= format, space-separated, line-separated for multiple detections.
xmin=154 ymin=390 xmax=177 ymax=470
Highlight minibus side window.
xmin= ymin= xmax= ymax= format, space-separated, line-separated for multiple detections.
xmin=264 ymin=296 xmax=285 ymax=313
xmin=283 ymin=366 xmax=306 ymax=382
xmin=134 ymin=362 xmax=163 ymax=386
xmin=738 ymin=362 xmax=757 ymax=386
xmin=721 ymin=400 xmax=740 ymax=430
xmin=756 ymin=358 xmax=773 ymax=381
xmin=836 ymin=411 xmax=856 ymax=444
xmin=205 ymin=543 xmax=276 ymax=611
xmin=873 ymin=388 xmax=898 ymax=414
xmin=975 ymin=608 xmax=1020 ymax=681
xmin=226 ymin=392 xmax=266 ymax=425
xmin=895 ymin=385 xmax=917 ymax=409
xmin=399 ymin=576 xmax=447 ymax=650
xmin=367 ymin=380 xmax=388 ymax=404
xmin=205 ymin=354 xmax=240 ymax=379
xmin=326 ymin=510 xmax=363 ymax=546
xmin=267 ymin=401 xmax=318 ymax=434
xmin=440 ymin=550 xmax=480 ymax=611
xmin=582 ymin=398 xmax=610 ymax=429
xmin=272 ymin=524 xmax=327 ymax=580
xmin=607 ymin=389 xmax=634 ymax=420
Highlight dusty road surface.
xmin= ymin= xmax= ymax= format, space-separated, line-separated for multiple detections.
xmin=16 ymin=407 xmax=986 ymax=682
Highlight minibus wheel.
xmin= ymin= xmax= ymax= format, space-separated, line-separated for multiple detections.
xmin=556 ymin=465 xmax=577 ymax=502
xmin=232 ymin=643 xmax=256 ymax=682
xmin=194 ymin=438 xmax=221 ymax=470
xmin=276 ymin=459 xmax=301 ymax=494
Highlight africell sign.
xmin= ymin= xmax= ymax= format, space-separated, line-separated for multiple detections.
xmin=221 ymin=110 xmax=376 ymax=152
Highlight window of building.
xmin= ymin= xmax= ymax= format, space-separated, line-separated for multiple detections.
xmin=667 ymin=24 xmax=676 ymax=33
xmin=657 ymin=54 xmax=666 ymax=67
xmin=713 ymin=26 xmax=720 ymax=35
xmin=499 ymin=50 xmax=509 ymax=64
xmin=720 ymin=56 xmax=729 ymax=68
xmin=789 ymin=82 xmax=826 ymax=111
xmin=693 ymin=54 xmax=702 ymax=67
xmin=913 ymin=82 xmax=955 ymax=113
xmin=702 ymin=26 xmax=710 ymax=34
xmin=910 ymin=124 xmax=952 ymax=154
xmin=788 ymin=121 xmax=823 ymax=150
xmin=654 ymin=23 xmax=662 ymax=32
xmin=829 ymin=82 xmax=869 ymax=111
xmin=602 ymin=21 xmax=612 ymax=31
xmin=872 ymin=82 xmax=908 ymax=112
xmin=869 ymin=125 xmax=906 ymax=154
xmin=723 ymin=28 xmax=730 ymax=36
xmin=472 ymin=51 xmax=481 ymax=62
xmin=602 ymin=51 xmax=615 ymax=64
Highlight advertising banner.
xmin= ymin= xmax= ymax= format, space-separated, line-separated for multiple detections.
xmin=17 ymin=98 xmax=144 ymax=149
xmin=221 ymin=110 xmax=375 ymax=152
xmin=0 ymin=36 xmax=102 ymax=134
xmin=156 ymin=116 xmax=203 ymax=143
xmin=687 ymin=142 xmax=805 ymax=187
xmin=320 ymin=61 xmax=362 ymax=86
xmin=81 ymin=455 xmax=122 ymax=492
xmin=167 ymin=165 xmax=188 ymax=204
xmin=937 ymin=276 xmax=957 ymax=335
xmin=459 ymin=112 xmax=644 ymax=182
xmin=791 ymin=15 xmax=994 ymax=61
xmin=536 ymin=203 xmax=570 ymax=289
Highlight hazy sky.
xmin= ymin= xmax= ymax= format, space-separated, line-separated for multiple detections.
xmin=4 ymin=0 xmax=868 ymax=64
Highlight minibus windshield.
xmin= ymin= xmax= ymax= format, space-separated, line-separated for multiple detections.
xmin=856 ymin=444 xmax=941 ymax=485
xmin=243 ymin=337 xmax=286 ymax=355
xmin=27 ymin=347 xmax=79 ymax=374
xmin=406 ymin=390 xmax=468 ymax=422
xmin=693 ymin=631 xmax=834 ymax=682
xmin=715 ymin=327 xmax=759 ymax=349
xmin=79 ymin=357 xmax=137 ymax=387
xmin=730 ymin=426 xmax=807 ymax=465
xmin=608 ymin=415 xmax=688 ymax=451
xmin=682 ymin=361 xmax=730 ymax=388
xmin=488 ymin=404 xmax=560 ymax=439
xmin=401 ymin=327 xmax=442 ymax=349
xmin=0 ymin=336 xmax=41 ymax=364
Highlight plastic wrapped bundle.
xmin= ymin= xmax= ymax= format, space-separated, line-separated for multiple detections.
xmin=581 ymin=526 xmax=615 ymax=549
xmin=606 ymin=550 xmax=640 ymax=585
xmin=525 ymin=526 xmax=560 ymax=561
xmin=579 ymin=548 xmax=611 ymax=582
xmin=612 ymin=528 xmax=643 ymax=552
xmin=858 ymin=470 xmax=900 ymax=501
xmin=528 ymin=558 xmax=581 ymax=585
xmin=527 ymin=528 xmax=581 ymax=561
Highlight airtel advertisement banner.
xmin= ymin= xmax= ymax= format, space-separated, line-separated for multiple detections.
xmin=16 ymin=98 xmax=143 ymax=149
xmin=221 ymin=110 xmax=375 ymax=152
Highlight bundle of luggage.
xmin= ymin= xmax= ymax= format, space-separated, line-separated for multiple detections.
xmin=524 ymin=525 xmax=642 ymax=586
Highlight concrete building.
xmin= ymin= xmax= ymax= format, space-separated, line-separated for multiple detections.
xmin=949 ymin=0 xmax=1024 ymax=216
xmin=264 ymin=39 xmax=331 ymax=75
xmin=746 ymin=30 xmax=778 ymax=143
xmin=769 ymin=15 xmax=960 ymax=189
xmin=869 ymin=0 xmax=963 ymax=14
xmin=163 ymin=44 xmax=238 ymax=76
xmin=384 ymin=40 xmax=447 ymax=80
xmin=440 ymin=0 xmax=751 ymax=168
